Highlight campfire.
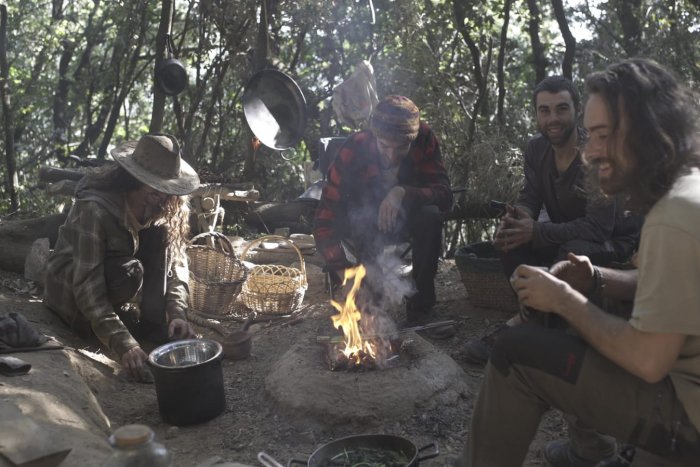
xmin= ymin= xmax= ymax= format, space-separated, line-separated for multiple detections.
xmin=325 ymin=265 xmax=400 ymax=371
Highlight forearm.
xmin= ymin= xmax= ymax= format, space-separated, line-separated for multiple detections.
xmin=556 ymin=292 xmax=676 ymax=383
xmin=598 ymin=267 xmax=637 ymax=301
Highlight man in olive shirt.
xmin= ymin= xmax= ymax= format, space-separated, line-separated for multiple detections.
xmin=458 ymin=58 xmax=700 ymax=467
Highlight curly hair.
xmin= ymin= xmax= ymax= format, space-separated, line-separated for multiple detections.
xmin=533 ymin=75 xmax=581 ymax=112
xmin=585 ymin=58 xmax=700 ymax=213
xmin=83 ymin=163 xmax=191 ymax=267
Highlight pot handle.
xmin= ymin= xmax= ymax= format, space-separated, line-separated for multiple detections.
xmin=257 ymin=452 xmax=286 ymax=467
xmin=416 ymin=441 xmax=440 ymax=462
xmin=286 ymin=459 xmax=309 ymax=467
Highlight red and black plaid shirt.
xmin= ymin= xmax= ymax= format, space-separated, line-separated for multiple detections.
xmin=313 ymin=122 xmax=452 ymax=270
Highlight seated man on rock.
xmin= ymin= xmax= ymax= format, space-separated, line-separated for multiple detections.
xmin=313 ymin=95 xmax=454 ymax=338
xmin=45 ymin=134 xmax=197 ymax=381
xmin=457 ymin=58 xmax=700 ymax=467
xmin=464 ymin=76 xmax=641 ymax=365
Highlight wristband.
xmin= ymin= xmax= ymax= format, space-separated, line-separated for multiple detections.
xmin=588 ymin=266 xmax=604 ymax=297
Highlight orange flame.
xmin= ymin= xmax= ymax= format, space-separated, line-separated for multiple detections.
xmin=330 ymin=265 xmax=376 ymax=362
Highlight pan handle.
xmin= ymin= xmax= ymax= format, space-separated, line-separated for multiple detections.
xmin=286 ymin=459 xmax=309 ymax=467
xmin=416 ymin=441 xmax=440 ymax=462
xmin=257 ymin=452 xmax=286 ymax=467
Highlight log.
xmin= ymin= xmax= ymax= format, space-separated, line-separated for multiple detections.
xmin=243 ymin=200 xmax=317 ymax=234
xmin=445 ymin=202 xmax=504 ymax=220
xmin=0 ymin=213 xmax=67 ymax=273
xmin=190 ymin=184 xmax=260 ymax=202
xmin=39 ymin=166 xmax=86 ymax=183
xmin=46 ymin=180 xmax=78 ymax=197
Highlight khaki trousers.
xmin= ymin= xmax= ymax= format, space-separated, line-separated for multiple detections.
xmin=456 ymin=324 xmax=700 ymax=467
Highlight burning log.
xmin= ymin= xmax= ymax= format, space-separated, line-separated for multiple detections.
xmin=322 ymin=341 xmax=400 ymax=371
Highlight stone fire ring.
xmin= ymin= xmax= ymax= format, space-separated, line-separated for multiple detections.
xmin=265 ymin=333 xmax=474 ymax=426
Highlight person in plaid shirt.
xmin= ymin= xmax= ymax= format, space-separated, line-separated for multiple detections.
xmin=45 ymin=134 xmax=198 ymax=381
xmin=314 ymin=95 xmax=453 ymax=337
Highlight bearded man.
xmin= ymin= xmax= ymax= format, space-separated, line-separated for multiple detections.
xmin=458 ymin=58 xmax=700 ymax=467
xmin=464 ymin=76 xmax=641 ymax=366
xmin=45 ymin=134 xmax=198 ymax=381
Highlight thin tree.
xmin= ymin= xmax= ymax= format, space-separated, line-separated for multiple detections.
xmin=551 ymin=0 xmax=576 ymax=79
xmin=150 ymin=0 xmax=174 ymax=133
xmin=0 ymin=4 xmax=18 ymax=211
xmin=525 ymin=0 xmax=547 ymax=84
xmin=496 ymin=0 xmax=512 ymax=126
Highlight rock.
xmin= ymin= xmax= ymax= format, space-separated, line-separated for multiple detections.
xmin=165 ymin=426 xmax=180 ymax=439
xmin=24 ymin=238 xmax=50 ymax=286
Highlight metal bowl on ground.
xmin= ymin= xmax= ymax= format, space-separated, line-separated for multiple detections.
xmin=148 ymin=339 xmax=225 ymax=425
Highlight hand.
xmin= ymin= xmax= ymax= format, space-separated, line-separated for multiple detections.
xmin=377 ymin=186 xmax=405 ymax=234
xmin=510 ymin=264 xmax=573 ymax=314
xmin=121 ymin=346 xmax=149 ymax=381
xmin=493 ymin=205 xmax=534 ymax=252
xmin=168 ymin=318 xmax=195 ymax=340
xmin=549 ymin=253 xmax=595 ymax=295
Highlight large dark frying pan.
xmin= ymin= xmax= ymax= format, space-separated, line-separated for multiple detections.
xmin=287 ymin=434 xmax=439 ymax=467
xmin=242 ymin=69 xmax=307 ymax=150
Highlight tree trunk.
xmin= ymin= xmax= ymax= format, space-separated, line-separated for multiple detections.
xmin=0 ymin=214 xmax=67 ymax=273
xmin=52 ymin=39 xmax=75 ymax=163
xmin=615 ymin=0 xmax=643 ymax=56
xmin=98 ymin=3 xmax=150 ymax=158
xmin=497 ymin=0 xmax=512 ymax=126
xmin=453 ymin=0 xmax=487 ymax=142
xmin=244 ymin=0 xmax=273 ymax=179
xmin=525 ymin=0 xmax=547 ymax=85
xmin=150 ymin=0 xmax=173 ymax=133
xmin=551 ymin=0 xmax=576 ymax=79
xmin=0 ymin=4 xmax=19 ymax=212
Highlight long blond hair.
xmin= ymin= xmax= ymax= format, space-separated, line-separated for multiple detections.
xmin=84 ymin=163 xmax=191 ymax=269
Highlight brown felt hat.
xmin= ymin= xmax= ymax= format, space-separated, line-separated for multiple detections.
xmin=110 ymin=134 xmax=199 ymax=195
xmin=370 ymin=95 xmax=420 ymax=143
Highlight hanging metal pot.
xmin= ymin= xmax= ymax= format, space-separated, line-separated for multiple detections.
xmin=242 ymin=69 xmax=308 ymax=150
xmin=155 ymin=34 xmax=188 ymax=96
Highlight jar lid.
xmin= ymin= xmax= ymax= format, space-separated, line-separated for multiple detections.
xmin=110 ymin=424 xmax=154 ymax=448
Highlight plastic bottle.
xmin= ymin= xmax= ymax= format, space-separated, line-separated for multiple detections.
xmin=102 ymin=424 xmax=172 ymax=467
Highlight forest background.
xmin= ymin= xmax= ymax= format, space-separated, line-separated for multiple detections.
xmin=1 ymin=0 xmax=699 ymax=255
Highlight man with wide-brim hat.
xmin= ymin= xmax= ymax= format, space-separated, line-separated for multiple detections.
xmin=313 ymin=95 xmax=454 ymax=339
xmin=45 ymin=134 xmax=200 ymax=381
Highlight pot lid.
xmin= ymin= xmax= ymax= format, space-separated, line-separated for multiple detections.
xmin=242 ymin=69 xmax=308 ymax=150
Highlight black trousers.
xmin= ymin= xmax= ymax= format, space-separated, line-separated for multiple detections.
xmin=103 ymin=226 xmax=169 ymax=343
xmin=500 ymin=238 xmax=632 ymax=278
xmin=343 ymin=204 xmax=443 ymax=317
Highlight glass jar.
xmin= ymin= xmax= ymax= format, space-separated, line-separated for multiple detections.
xmin=102 ymin=424 xmax=172 ymax=467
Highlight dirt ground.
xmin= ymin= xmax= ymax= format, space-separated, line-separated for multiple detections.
xmin=0 ymin=257 xmax=568 ymax=466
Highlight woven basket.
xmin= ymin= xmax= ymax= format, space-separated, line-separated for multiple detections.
xmin=455 ymin=241 xmax=520 ymax=313
xmin=187 ymin=231 xmax=247 ymax=315
xmin=239 ymin=235 xmax=307 ymax=314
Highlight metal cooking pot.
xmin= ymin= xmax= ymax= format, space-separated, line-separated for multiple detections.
xmin=155 ymin=57 xmax=188 ymax=96
xmin=148 ymin=339 xmax=225 ymax=426
xmin=242 ymin=69 xmax=307 ymax=150
xmin=288 ymin=434 xmax=439 ymax=467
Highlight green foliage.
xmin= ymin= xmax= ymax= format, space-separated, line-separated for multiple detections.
xmin=1 ymin=0 xmax=699 ymax=249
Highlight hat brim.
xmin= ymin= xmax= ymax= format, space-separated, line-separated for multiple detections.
xmin=110 ymin=141 xmax=200 ymax=196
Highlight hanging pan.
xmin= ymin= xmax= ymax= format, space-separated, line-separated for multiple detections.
xmin=242 ymin=69 xmax=307 ymax=150
xmin=155 ymin=34 xmax=188 ymax=96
